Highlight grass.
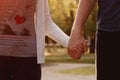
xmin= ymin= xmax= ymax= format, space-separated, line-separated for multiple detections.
xmin=45 ymin=47 xmax=96 ymax=75
xmin=45 ymin=47 xmax=95 ymax=64
xmin=58 ymin=66 xmax=95 ymax=75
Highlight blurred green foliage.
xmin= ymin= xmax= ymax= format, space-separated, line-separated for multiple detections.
xmin=45 ymin=47 xmax=95 ymax=64
xmin=48 ymin=0 xmax=98 ymax=53
xmin=49 ymin=0 xmax=98 ymax=37
xmin=58 ymin=66 xmax=95 ymax=75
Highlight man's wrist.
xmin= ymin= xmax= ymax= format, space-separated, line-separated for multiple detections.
xmin=71 ymin=29 xmax=83 ymax=36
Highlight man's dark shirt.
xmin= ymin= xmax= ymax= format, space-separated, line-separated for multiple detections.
xmin=97 ymin=0 xmax=120 ymax=31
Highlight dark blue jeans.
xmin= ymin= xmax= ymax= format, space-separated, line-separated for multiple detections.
xmin=96 ymin=30 xmax=120 ymax=80
xmin=0 ymin=56 xmax=41 ymax=80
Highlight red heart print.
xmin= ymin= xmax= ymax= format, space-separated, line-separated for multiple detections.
xmin=15 ymin=15 xmax=25 ymax=24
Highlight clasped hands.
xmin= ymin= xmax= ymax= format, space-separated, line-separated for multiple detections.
xmin=67 ymin=34 xmax=88 ymax=59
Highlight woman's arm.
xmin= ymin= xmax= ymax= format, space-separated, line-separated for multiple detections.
xmin=44 ymin=0 xmax=69 ymax=48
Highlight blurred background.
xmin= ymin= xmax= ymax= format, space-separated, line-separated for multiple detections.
xmin=42 ymin=0 xmax=98 ymax=80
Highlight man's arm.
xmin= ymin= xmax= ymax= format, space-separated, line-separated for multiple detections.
xmin=68 ymin=0 xmax=97 ymax=59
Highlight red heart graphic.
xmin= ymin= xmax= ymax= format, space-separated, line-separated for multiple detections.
xmin=15 ymin=15 xmax=25 ymax=24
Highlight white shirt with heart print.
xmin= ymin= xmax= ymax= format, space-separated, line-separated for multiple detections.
xmin=0 ymin=0 xmax=69 ymax=64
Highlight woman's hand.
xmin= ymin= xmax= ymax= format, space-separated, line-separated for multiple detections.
xmin=67 ymin=32 xmax=87 ymax=59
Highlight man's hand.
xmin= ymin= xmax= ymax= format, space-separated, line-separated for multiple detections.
xmin=66 ymin=0 xmax=96 ymax=60
xmin=67 ymin=32 xmax=87 ymax=59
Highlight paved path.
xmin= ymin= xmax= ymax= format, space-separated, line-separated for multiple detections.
xmin=41 ymin=63 xmax=96 ymax=80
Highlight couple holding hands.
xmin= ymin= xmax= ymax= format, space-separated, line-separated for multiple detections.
xmin=1 ymin=0 xmax=120 ymax=80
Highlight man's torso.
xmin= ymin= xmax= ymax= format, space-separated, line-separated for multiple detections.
xmin=97 ymin=0 xmax=120 ymax=31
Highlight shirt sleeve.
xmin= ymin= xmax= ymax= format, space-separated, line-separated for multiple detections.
xmin=44 ymin=0 xmax=69 ymax=48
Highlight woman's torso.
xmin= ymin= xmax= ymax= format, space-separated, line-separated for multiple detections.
xmin=0 ymin=0 xmax=37 ymax=57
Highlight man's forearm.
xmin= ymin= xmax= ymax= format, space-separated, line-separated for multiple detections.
xmin=71 ymin=0 xmax=97 ymax=35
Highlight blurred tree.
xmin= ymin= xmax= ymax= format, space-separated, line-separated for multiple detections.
xmin=47 ymin=0 xmax=98 ymax=54
xmin=49 ymin=0 xmax=77 ymax=35
xmin=75 ymin=0 xmax=79 ymax=3
xmin=46 ymin=0 xmax=77 ymax=49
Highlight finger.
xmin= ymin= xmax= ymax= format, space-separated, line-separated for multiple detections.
xmin=68 ymin=48 xmax=76 ymax=58
xmin=68 ymin=48 xmax=81 ymax=59
xmin=73 ymin=50 xmax=82 ymax=59
xmin=75 ymin=44 xmax=84 ymax=55
xmin=75 ymin=43 xmax=82 ymax=50
xmin=67 ymin=43 xmax=84 ymax=59
xmin=76 ymin=40 xmax=87 ymax=53
xmin=72 ymin=48 xmax=83 ymax=59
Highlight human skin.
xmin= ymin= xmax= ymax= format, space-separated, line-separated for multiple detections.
xmin=68 ymin=0 xmax=97 ymax=59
